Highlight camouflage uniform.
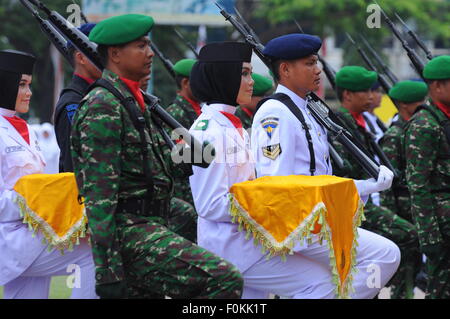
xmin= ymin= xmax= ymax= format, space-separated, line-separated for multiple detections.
xmin=165 ymin=94 xmax=200 ymax=207
xmin=404 ymin=102 xmax=450 ymax=299
xmin=379 ymin=115 xmax=422 ymax=298
xmin=235 ymin=106 xmax=253 ymax=130
xmin=333 ymin=107 xmax=420 ymax=298
xmin=71 ymin=69 xmax=243 ymax=298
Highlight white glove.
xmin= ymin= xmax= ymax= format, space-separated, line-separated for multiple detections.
xmin=354 ymin=165 xmax=394 ymax=197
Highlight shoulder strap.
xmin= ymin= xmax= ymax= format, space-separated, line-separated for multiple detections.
xmin=376 ymin=117 xmax=388 ymax=132
xmin=256 ymin=93 xmax=316 ymax=176
xmin=88 ymin=78 xmax=154 ymax=201
xmin=362 ymin=113 xmax=377 ymax=135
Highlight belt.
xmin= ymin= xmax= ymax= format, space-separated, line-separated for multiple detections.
xmin=116 ymin=197 xmax=169 ymax=219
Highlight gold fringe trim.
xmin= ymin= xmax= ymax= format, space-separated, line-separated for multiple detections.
xmin=228 ymin=194 xmax=365 ymax=299
xmin=14 ymin=193 xmax=88 ymax=254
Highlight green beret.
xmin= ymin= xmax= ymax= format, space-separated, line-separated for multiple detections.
xmin=336 ymin=66 xmax=378 ymax=91
xmin=89 ymin=14 xmax=154 ymax=45
xmin=173 ymin=59 xmax=196 ymax=77
xmin=252 ymin=73 xmax=273 ymax=96
xmin=423 ymin=55 xmax=450 ymax=80
xmin=388 ymin=80 xmax=428 ymax=103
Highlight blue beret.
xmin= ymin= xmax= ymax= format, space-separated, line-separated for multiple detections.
xmin=263 ymin=33 xmax=322 ymax=60
xmin=67 ymin=23 xmax=96 ymax=50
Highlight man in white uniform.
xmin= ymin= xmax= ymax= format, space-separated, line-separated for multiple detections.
xmin=251 ymin=34 xmax=401 ymax=298
xmin=0 ymin=49 xmax=96 ymax=299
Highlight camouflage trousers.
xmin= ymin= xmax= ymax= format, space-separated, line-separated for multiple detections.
xmin=116 ymin=214 xmax=243 ymax=299
xmin=172 ymin=177 xmax=195 ymax=208
xmin=362 ymin=201 xmax=422 ymax=299
xmin=168 ymin=197 xmax=197 ymax=243
xmin=425 ymin=244 xmax=450 ymax=299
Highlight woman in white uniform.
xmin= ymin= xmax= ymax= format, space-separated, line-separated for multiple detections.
xmin=0 ymin=50 xmax=96 ymax=299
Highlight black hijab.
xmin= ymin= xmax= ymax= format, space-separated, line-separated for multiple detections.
xmin=190 ymin=42 xmax=252 ymax=106
xmin=0 ymin=50 xmax=36 ymax=110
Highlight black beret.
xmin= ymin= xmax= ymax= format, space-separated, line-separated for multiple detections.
xmin=198 ymin=42 xmax=252 ymax=63
xmin=0 ymin=50 xmax=36 ymax=75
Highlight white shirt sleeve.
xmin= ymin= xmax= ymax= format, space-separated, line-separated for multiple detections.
xmin=189 ymin=130 xmax=233 ymax=223
xmin=251 ymin=101 xmax=297 ymax=177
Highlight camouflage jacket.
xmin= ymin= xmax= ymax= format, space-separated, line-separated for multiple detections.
xmin=235 ymin=106 xmax=253 ymax=130
xmin=403 ymin=102 xmax=450 ymax=249
xmin=332 ymin=107 xmax=375 ymax=179
xmin=71 ymin=69 xmax=187 ymax=285
xmin=164 ymin=94 xmax=201 ymax=204
xmin=166 ymin=94 xmax=200 ymax=130
xmin=380 ymin=115 xmax=411 ymax=219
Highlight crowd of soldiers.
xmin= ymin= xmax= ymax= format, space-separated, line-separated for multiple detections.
xmin=0 ymin=8 xmax=448 ymax=299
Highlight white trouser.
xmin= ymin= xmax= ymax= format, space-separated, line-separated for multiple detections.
xmin=242 ymin=228 xmax=400 ymax=299
xmin=3 ymin=238 xmax=97 ymax=299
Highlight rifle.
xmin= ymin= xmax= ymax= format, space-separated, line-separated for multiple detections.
xmin=233 ymin=6 xmax=262 ymax=44
xmin=19 ymin=0 xmax=73 ymax=67
xmin=22 ymin=0 xmax=213 ymax=168
xmin=216 ymin=2 xmax=381 ymax=179
xmin=375 ymin=1 xmax=426 ymax=80
xmin=346 ymin=33 xmax=393 ymax=93
xmin=294 ymin=20 xmax=336 ymax=90
xmin=358 ymin=34 xmax=399 ymax=84
xmin=150 ymin=41 xmax=177 ymax=80
xmin=173 ymin=28 xmax=199 ymax=59
xmin=395 ymin=12 xmax=434 ymax=61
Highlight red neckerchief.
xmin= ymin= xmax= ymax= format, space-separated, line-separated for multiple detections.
xmin=3 ymin=115 xmax=30 ymax=145
xmin=434 ymin=101 xmax=450 ymax=119
xmin=184 ymin=96 xmax=202 ymax=116
xmin=350 ymin=111 xmax=367 ymax=130
xmin=120 ymin=77 xmax=145 ymax=112
xmin=74 ymin=73 xmax=95 ymax=85
xmin=241 ymin=106 xmax=254 ymax=118
xmin=220 ymin=111 xmax=243 ymax=138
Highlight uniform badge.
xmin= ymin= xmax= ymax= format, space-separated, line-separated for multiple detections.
xmin=262 ymin=143 xmax=282 ymax=160
xmin=261 ymin=117 xmax=279 ymax=139
xmin=194 ymin=120 xmax=209 ymax=131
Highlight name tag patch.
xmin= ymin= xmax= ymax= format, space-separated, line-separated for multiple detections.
xmin=5 ymin=146 xmax=25 ymax=153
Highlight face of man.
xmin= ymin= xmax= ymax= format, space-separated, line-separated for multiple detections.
xmin=75 ymin=51 xmax=103 ymax=80
xmin=370 ymin=87 xmax=383 ymax=111
xmin=279 ymin=55 xmax=321 ymax=98
xmin=430 ymin=79 xmax=450 ymax=106
xmin=110 ymin=36 xmax=154 ymax=81
xmin=343 ymin=89 xmax=374 ymax=114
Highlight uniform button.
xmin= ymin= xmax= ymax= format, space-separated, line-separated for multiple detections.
xmin=307 ymin=111 xmax=311 ymax=115
xmin=318 ymin=132 xmax=321 ymax=137
xmin=324 ymin=155 xmax=328 ymax=161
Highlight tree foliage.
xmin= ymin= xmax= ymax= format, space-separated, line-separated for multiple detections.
xmin=257 ymin=0 xmax=450 ymax=40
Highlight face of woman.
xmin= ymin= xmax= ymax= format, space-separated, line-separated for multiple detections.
xmin=15 ymin=74 xmax=32 ymax=114
xmin=236 ymin=62 xmax=254 ymax=106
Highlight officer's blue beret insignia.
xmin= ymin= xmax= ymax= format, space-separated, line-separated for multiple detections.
xmin=261 ymin=117 xmax=279 ymax=139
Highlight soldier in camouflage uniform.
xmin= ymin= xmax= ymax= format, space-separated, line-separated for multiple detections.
xmin=332 ymin=66 xmax=420 ymax=299
xmin=404 ymin=56 xmax=450 ymax=299
xmin=235 ymin=73 xmax=273 ymax=129
xmin=379 ymin=80 xmax=429 ymax=298
xmin=165 ymin=59 xmax=200 ymax=208
xmin=70 ymin=14 xmax=243 ymax=299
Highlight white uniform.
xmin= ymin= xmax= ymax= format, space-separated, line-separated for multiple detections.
xmin=0 ymin=108 xmax=96 ymax=299
xmin=250 ymin=85 xmax=401 ymax=298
